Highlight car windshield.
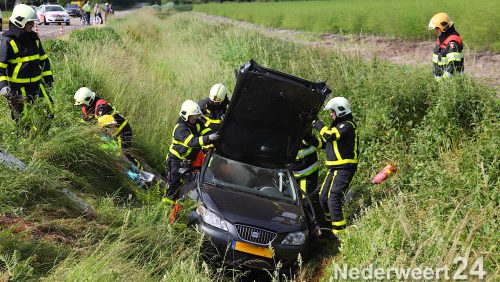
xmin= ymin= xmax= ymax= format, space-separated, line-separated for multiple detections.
xmin=46 ymin=6 xmax=65 ymax=12
xmin=203 ymin=154 xmax=298 ymax=202
xmin=66 ymin=4 xmax=79 ymax=8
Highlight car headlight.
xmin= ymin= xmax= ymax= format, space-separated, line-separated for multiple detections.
xmin=281 ymin=230 xmax=308 ymax=245
xmin=196 ymin=206 xmax=228 ymax=231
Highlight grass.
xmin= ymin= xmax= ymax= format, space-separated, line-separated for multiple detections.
xmin=194 ymin=0 xmax=500 ymax=52
xmin=1 ymin=7 xmax=498 ymax=281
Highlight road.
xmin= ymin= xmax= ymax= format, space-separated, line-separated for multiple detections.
xmin=34 ymin=15 xmax=106 ymax=40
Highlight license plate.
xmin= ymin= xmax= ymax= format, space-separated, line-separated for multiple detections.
xmin=56 ymin=18 xmax=63 ymax=21
xmin=232 ymin=241 xmax=273 ymax=258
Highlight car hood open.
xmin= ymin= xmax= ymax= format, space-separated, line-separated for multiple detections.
xmin=215 ymin=60 xmax=331 ymax=168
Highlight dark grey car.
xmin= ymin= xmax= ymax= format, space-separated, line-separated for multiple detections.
xmin=180 ymin=60 xmax=331 ymax=270
xmin=65 ymin=4 xmax=81 ymax=17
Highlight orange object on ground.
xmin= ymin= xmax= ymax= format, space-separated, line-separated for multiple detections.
xmin=169 ymin=202 xmax=182 ymax=224
xmin=371 ymin=164 xmax=396 ymax=184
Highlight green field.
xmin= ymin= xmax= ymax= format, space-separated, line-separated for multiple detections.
xmin=1 ymin=8 xmax=499 ymax=280
xmin=194 ymin=0 xmax=500 ymax=52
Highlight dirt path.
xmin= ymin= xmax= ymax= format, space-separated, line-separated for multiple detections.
xmin=194 ymin=12 xmax=500 ymax=91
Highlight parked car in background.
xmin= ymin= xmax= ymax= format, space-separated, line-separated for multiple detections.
xmin=65 ymin=3 xmax=81 ymax=17
xmin=36 ymin=4 xmax=70 ymax=25
xmin=179 ymin=60 xmax=331 ymax=271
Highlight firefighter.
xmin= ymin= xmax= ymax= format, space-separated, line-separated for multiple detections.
xmin=428 ymin=12 xmax=464 ymax=81
xmin=198 ymin=83 xmax=230 ymax=131
xmin=0 ymin=4 xmax=54 ymax=134
xmin=313 ymin=97 xmax=358 ymax=237
xmin=73 ymin=87 xmax=142 ymax=170
xmin=290 ymin=130 xmax=327 ymax=228
xmin=166 ymin=100 xmax=219 ymax=200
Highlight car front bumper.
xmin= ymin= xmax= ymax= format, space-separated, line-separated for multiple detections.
xmin=46 ymin=17 xmax=70 ymax=24
xmin=197 ymin=218 xmax=308 ymax=270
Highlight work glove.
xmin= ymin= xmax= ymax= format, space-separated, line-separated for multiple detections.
xmin=312 ymin=119 xmax=324 ymax=131
xmin=208 ymin=132 xmax=220 ymax=141
xmin=2 ymin=87 xmax=26 ymax=112
xmin=0 ymin=86 xmax=11 ymax=97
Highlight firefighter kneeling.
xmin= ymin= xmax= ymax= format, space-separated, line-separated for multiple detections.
xmin=313 ymin=97 xmax=359 ymax=237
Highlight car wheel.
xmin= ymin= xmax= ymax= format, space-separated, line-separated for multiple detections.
xmin=66 ymin=22 xmax=70 ymax=26
xmin=0 ymin=19 xmax=2 ymax=31
xmin=44 ymin=18 xmax=48 ymax=25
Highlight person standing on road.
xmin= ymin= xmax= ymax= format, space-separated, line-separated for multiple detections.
xmin=165 ymin=100 xmax=219 ymax=201
xmin=83 ymin=1 xmax=92 ymax=26
xmin=94 ymin=3 xmax=103 ymax=25
xmin=313 ymin=97 xmax=358 ymax=237
xmin=0 ymin=4 xmax=54 ymax=135
xmin=428 ymin=13 xmax=464 ymax=81
xmin=198 ymin=83 xmax=230 ymax=132
xmin=104 ymin=3 xmax=110 ymax=23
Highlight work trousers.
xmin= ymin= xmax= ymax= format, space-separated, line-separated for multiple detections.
xmin=319 ymin=168 xmax=356 ymax=234
xmin=165 ymin=158 xmax=185 ymax=199
xmin=10 ymin=84 xmax=54 ymax=134
xmin=296 ymin=170 xmax=328 ymax=228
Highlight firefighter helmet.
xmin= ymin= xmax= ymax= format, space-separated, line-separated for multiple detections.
xmin=10 ymin=4 xmax=38 ymax=29
xmin=324 ymin=97 xmax=352 ymax=117
xmin=179 ymin=100 xmax=202 ymax=121
xmin=209 ymin=83 xmax=228 ymax=103
xmin=74 ymin=87 xmax=96 ymax=106
xmin=428 ymin=13 xmax=454 ymax=32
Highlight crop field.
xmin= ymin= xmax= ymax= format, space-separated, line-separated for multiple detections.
xmin=194 ymin=0 xmax=500 ymax=52
xmin=0 ymin=7 xmax=499 ymax=281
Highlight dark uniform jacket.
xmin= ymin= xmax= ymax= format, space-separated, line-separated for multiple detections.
xmin=168 ymin=117 xmax=212 ymax=161
xmin=432 ymin=26 xmax=464 ymax=80
xmin=81 ymin=96 xmax=132 ymax=147
xmin=314 ymin=114 xmax=358 ymax=170
xmin=198 ymin=97 xmax=229 ymax=131
xmin=289 ymin=131 xmax=322 ymax=179
xmin=0 ymin=22 xmax=53 ymax=94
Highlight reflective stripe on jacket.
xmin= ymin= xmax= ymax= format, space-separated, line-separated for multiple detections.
xmin=432 ymin=33 xmax=464 ymax=79
xmin=168 ymin=118 xmax=212 ymax=161
xmin=0 ymin=31 xmax=53 ymax=91
xmin=317 ymin=119 xmax=358 ymax=169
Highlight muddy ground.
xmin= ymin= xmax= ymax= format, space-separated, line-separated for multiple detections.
xmin=195 ymin=13 xmax=500 ymax=92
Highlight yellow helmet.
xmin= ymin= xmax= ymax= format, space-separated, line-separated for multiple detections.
xmin=97 ymin=115 xmax=117 ymax=128
xmin=428 ymin=13 xmax=454 ymax=32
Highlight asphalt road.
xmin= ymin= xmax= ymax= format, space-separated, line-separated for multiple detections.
xmin=34 ymin=14 xmax=107 ymax=40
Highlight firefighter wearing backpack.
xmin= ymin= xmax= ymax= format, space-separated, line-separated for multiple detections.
xmin=428 ymin=13 xmax=464 ymax=81
xmin=73 ymin=87 xmax=142 ymax=170
xmin=0 ymin=4 xmax=54 ymax=133
xmin=313 ymin=97 xmax=359 ymax=237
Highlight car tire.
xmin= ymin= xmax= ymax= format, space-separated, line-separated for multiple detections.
xmin=0 ymin=19 xmax=2 ymax=31
xmin=66 ymin=22 xmax=70 ymax=26
xmin=44 ymin=18 xmax=48 ymax=25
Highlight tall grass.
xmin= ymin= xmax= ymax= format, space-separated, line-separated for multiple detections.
xmin=194 ymin=0 xmax=500 ymax=52
xmin=1 ymin=7 xmax=498 ymax=280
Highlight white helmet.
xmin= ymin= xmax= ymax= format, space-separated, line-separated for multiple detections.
xmin=10 ymin=4 xmax=38 ymax=28
xmin=179 ymin=100 xmax=202 ymax=121
xmin=324 ymin=97 xmax=352 ymax=117
xmin=209 ymin=83 xmax=228 ymax=103
xmin=74 ymin=87 xmax=96 ymax=106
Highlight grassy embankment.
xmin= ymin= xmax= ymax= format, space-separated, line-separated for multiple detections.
xmin=1 ymin=8 xmax=498 ymax=280
xmin=195 ymin=0 xmax=500 ymax=52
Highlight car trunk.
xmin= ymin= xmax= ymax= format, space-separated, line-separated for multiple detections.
xmin=215 ymin=60 xmax=331 ymax=168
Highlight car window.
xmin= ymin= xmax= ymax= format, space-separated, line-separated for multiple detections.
xmin=66 ymin=4 xmax=79 ymax=8
xmin=203 ymin=154 xmax=298 ymax=202
xmin=46 ymin=6 xmax=65 ymax=12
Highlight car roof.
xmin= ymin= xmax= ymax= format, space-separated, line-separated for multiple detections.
xmin=215 ymin=60 xmax=331 ymax=168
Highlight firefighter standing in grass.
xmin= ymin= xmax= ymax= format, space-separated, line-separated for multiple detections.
xmin=0 ymin=4 xmax=54 ymax=134
xmin=313 ymin=97 xmax=358 ymax=237
xmin=166 ymin=100 xmax=219 ymax=200
xmin=428 ymin=12 xmax=464 ymax=81
xmin=73 ymin=87 xmax=142 ymax=170
xmin=198 ymin=83 xmax=230 ymax=132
